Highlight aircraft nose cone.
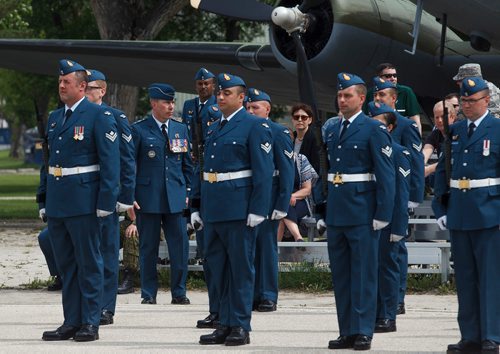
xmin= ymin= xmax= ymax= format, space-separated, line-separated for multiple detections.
xmin=272 ymin=6 xmax=298 ymax=30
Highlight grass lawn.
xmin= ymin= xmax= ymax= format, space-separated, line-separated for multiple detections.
xmin=0 ymin=174 xmax=39 ymax=196
xmin=0 ymin=199 xmax=38 ymax=219
xmin=0 ymin=150 xmax=39 ymax=170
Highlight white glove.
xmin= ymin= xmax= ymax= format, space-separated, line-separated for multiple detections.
xmin=271 ymin=209 xmax=287 ymax=220
xmin=437 ymin=215 xmax=447 ymax=230
xmin=390 ymin=234 xmax=404 ymax=242
xmin=97 ymin=209 xmax=113 ymax=217
xmin=408 ymin=201 xmax=420 ymax=209
xmin=316 ymin=219 xmax=327 ymax=231
xmin=247 ymin=213 xmax=265 ymax=227
xmin=373 ymin=219 xmax=389 ymax=230
xmin=116 ymin=202 xmax=134 ymax=212
xmin=190 ymin=211 xmax=204 ymax=231
xmin=39 ymin=208 xmax=46 ymax=221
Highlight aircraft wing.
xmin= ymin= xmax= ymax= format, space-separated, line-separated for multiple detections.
xmin=0 ymin=39 xmax=336 ymax=112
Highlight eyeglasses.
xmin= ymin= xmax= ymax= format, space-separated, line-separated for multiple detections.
xmin=381 ymin=73 xmax=397 ymax=79
xmin=460 ymin=96 xmax=488 ymax=105
xmin=292 ymin=114 xmax=310 ymax=121
xmin=86 ymin=86 xmax=102 ymax=90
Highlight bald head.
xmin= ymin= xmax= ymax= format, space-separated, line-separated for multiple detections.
xmin=433 ymin=101 xmax=456 ymax=133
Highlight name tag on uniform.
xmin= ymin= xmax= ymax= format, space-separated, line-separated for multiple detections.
xmin=483 ymin=139 xmax=490 ymax=156
xmin=169 ymin=138 xmax=188 ymax=153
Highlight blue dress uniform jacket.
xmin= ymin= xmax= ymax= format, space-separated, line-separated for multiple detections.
xmin=377 ymin=143 xmax=411 ymax=321
xmin=41 ymin=98 xmax=120 ymax=328
xmin=324 ymin=114 xmax=395 ymax=225
xmin=182 ymin=96 xmax=217 ymax=140
xmin=201 ymin=110 xmax=274 ymax=222
xmin=132 ymin=115 xmax=194 ymax=300
xmin=254 ymin=120 xmax=294 ymax=304
xmin=201 ymin=108 xmax=274 ymax=332
xmin=132 ymin=116 xmax=193 ymax=214
xmin=432 ymin=113 xmax=500 ymax=344
xmin=392 ymin=112 xmax=424 ymax=203
xmin=99 ymin=104 xmax=136 ymax=316
xmin=324 ymin=112 xmax=395 ymax=338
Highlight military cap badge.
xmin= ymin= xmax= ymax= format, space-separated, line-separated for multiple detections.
xmin=343 ymin=74 xmax=351 ymax=80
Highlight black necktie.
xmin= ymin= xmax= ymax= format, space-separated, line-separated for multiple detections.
xmin=161 ymin=123 xmax=170 ymax=149
xmin=198 ymin=102 xmax=205 ymax=114
xmin=63 ymin=109 xmax=72 ymax=125
xmin=467 ymin=122 xmax=476 ymax=138
xmin=339 ymin=119 xmax=350 ymax=140
xmin=219 ymin=119 xmax=228 ymax=130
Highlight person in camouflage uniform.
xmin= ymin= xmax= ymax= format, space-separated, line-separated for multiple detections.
xmin=453 ymin=63 xmax=500 ymax=118
xmin=118 ymin=216 xmax=139 ymax=294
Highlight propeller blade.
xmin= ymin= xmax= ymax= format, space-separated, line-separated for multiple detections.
xmin=191 ymin=0 xmax=273 ymax=22
xmin=299 ymin=0 xmax=325 ymax=12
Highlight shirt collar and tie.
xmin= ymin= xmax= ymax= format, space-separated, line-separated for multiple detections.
xmin=467 ymin=111 xmax=488 ymax=137
xmin=63 ymin=96 xmax=85 ymax=125
xmin=219 ymin=106 xmax=244 ymax=130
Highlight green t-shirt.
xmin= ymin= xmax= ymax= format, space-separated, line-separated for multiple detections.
xmin=363 ymin=84 xmax=421 ymax=117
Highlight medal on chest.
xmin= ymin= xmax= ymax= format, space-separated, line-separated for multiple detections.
xmin=74 ymin=126 xmax=84 ymax=141
xmin=483 ymin=139 xmax=490 ymax=156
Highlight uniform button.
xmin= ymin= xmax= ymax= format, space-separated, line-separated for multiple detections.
xmin=336 ymin=158 xmax=340 ymax=161
xmin=211 ymin=155 xmax=214 ymax=158
xmin=56 ymin=177 xmax=60 ymax=181
xmin=166 ymin=178 xmax=168 ymax=181
xmin=210 ymin=168 xmax=213 ymax=172
xmin=213 ymin=142 xmax=216 ymax=146
xmin=56 ymin=164 xmax=59 ymax=167
xmin=354 ymin=145 xmax=358 ymax=149
xmin=166 ymin=167 xmax=168 ymax=170
xmin=334 ymin=184 xmax=339 ymax=188
xmin=464 ymin=149 xmax=468 ymax=153
xmin=463 ymin=163 xmax=467 ymax=166
xmin=150 ymin=144 xmax=153 ymax=147
xmin=58 ymin=137 xmax=62 ymax=140
xmin=233 ymin=141 xmax=236 ymax=144
xmin=56 ymin=150 xmax=60 ymax=154
xmin=338 ymin=145 xmax=341 ymax=149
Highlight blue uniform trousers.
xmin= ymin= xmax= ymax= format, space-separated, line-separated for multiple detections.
xmin=451 ymin=227 xmax=500 ymax=343
xmin=327 ymin=224 xmax=379 ymax=337
xmin=48 ymin=214 xmax=103 ymax=327
xmin=99 ymin=212 xmax=119 ymax=314
xmin=254 ymin=219 xmax=279 ymax=303
xmin=198 ymin=228 xmax=219 ymax=315
xmin=137 ymin=212 xmax=188 ymax=299
xmin=205 ymin=220 xmax=257 ymax=332
xmin=397 ymin=240 xmax=408 ymax=304
xmin=377 ymin=229 xmax=401 ymax=320
xmin=38 ymin=227 xmax=59 ymax=277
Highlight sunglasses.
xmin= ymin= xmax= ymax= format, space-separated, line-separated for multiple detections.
xmin=86 ymin=86 xmax=102 ymax=90
xmin=381 ymin=73 xmax=397 ymax=79
xmin=292 ymin=114 xmax=310 ymax=121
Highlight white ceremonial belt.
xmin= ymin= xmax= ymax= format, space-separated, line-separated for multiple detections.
xmin=273 ymin=170 xmax=279 ymax=177
xmin=49 ymin=164 xmax=100 ymax=177
xmin=203 ymin=170 xmax=252 ymax=183
xmin=328 ymin=172 xmax=375 ymax=184
xmin=450 ymin=177 xmax=500 ymax=190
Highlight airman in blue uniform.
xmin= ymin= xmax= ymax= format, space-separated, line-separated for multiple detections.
xmin=321 ymin=73 xmax=395 ymax=351
xmin=367 ymin=101 xmax=411 ymax=334
xmin=131 ymin=83 xmax=193 ymax=305
xmin=196 ymin=73 xmax=274 ymax=346
xmin=433 ymin=77 xmax=500 ymax=354
xmin=85 ymin=69 xmax=136 ymax=325
xmin=246 ymin=88 xmax=294 ymax=312
xmin=371 ymin=76 xmax=425 ymax=315
xmin=39 ymin=59 xmax=120 ymax=342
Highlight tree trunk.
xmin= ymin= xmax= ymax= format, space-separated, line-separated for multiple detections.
xmin=9 ymin=123 xmax=22 ymax=159
xmin=89 ymin=0 xmax=188 ymax=122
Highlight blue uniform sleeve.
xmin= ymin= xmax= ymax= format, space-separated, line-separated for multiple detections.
xmin=181 ymin=124 xmax=194 ymax=192
xmin=402 ymin=122 xmax=425 ymax=203
xmin=272 ymin=125 xmax=295 ymax=213
xmin=115 ymin=111 xmax=136 ymax=205
xmin=431 ymin=144 xmax=449 ymax=219
xmin=370 ymin=125 xmax=396 ymax=222
xmin=248 ymin=120 xmax=274 ymax=217
xmin=95 ymin=111 xmax=120 ymax=212
xmin=391 ymin=148 xmax=411 ymax=236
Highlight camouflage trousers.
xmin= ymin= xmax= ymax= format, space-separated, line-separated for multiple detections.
xmin=120 ymin=219 xmax=139 ymax=271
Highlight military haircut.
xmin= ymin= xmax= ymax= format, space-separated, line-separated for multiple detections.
xmin=354 ymin=84 xmax=367 ymax=97
xmin=376 ymin=62 xmax=396 ymax=75
xmin=383 ymin=111 xmax=397 ymax=129
xmin=387 ymin=87 xmax=398 ymax=98
xmin=235 ymin=85 xmax=246 ymax=95
xmin=95 ymin=79 xmax=107 ymax=90
xmin=74 ymin=70 xmax=89 ymax=84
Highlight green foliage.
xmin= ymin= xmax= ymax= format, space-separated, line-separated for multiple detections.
xmin=0 ymin=199 xmax=38 ymax=219
xmin=0 ymin=173 xmax=39 ymax=195
xmin=0 ymin=0 xmax=32 ymax=37
xmin=406 ymin=273 xmax=456 ymax=294
xmin=279 ymin=262 xmax=333 ymax=292
xmin=20 ymin=277 xmax=51 ymax=289
xmin=0 ymin=150 xmax=38 ymax=169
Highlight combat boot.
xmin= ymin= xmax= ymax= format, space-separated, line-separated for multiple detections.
xmin=117 ymin=268 xmax=134 ymax=294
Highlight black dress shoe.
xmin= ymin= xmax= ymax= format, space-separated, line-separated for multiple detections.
xmin=225 ymin=326 xmax=250 ymax=346
xmin=117 ymin=268 xmax=135 ymax=294
xmin=171 ymin=296 xmax=190 ymax=305
xmin=74 ymin=325 xmax=99 ymax=342
xmin=396 ymin=302 xmax=406 ymax=315
xmin=196 ymin=313 xmax=219 ymax=329
xmin=257 ymin=299 xmax=277 ymax=312
xmin=353 ymin=335 xmax=372 ymax=351
xmin=447 ymin=339 xmax=481 ymax=353
xmin=481 ymin=340 xmax=499 ymax=353
xmin=199 ymin=326 xmax=231 ymax=345
xmin=374 ymin=318 xmax=396 ymax=333
xmin=328 ymin=335 xmax=356 ymax=349
xmin=47 ymin=276 xmax=62 ymax=291
xmin=42 ymin=325 xmax=79 ymax=341
xmin=141 ymin=297 xmax=156 ymax=304
xmin=99 ymin=310 xmax=114 ymax=325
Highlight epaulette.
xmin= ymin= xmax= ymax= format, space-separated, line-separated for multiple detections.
xmin=171 ymin=116 xmax=183 ymax=123
xmin=132 ymin=118 xmax=147 ymax=125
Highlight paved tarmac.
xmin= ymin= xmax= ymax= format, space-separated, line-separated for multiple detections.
xmin=0 ymin=289 xmax=459 ymax=353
